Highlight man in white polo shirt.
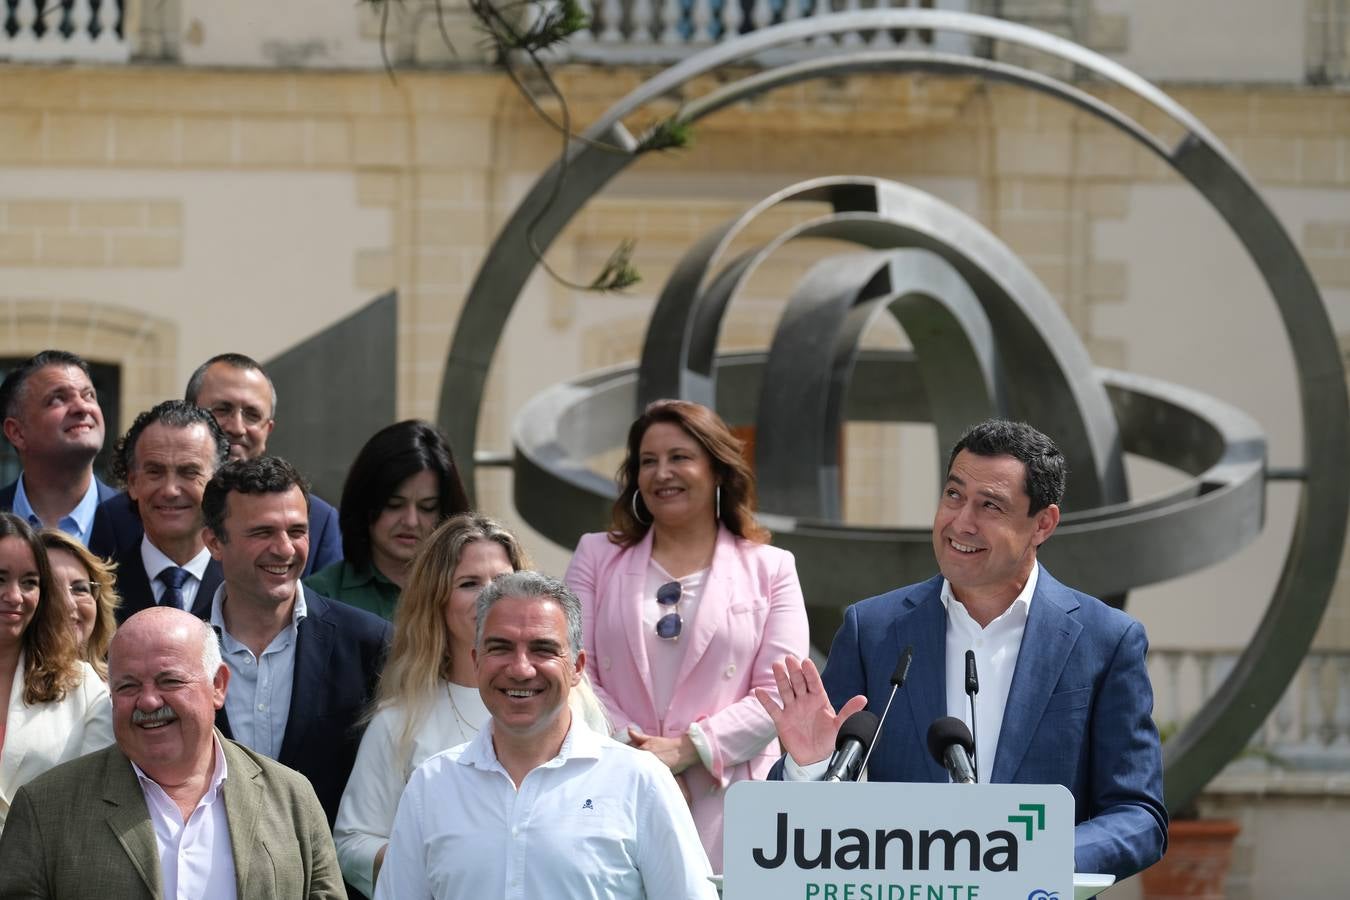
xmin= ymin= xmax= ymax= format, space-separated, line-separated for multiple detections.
xmin=376 ymin=571 xmax=718 ymax=900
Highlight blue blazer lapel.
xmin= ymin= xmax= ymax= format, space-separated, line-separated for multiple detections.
xmin=278 ymin=594 xmax=335 ymax=765
xmin=992 ymin=567 xmax=1082 ymax=783
xmin=892 ymin=583 xmax=949 ymax=782
xmin=190 ymin=560 xmax=223 ymax=620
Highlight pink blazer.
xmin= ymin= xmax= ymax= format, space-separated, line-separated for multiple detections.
xmin=564 ymin=525 xmax=809 ymax=872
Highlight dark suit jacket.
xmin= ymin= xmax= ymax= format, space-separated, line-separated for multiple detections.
xmin=773 ymin=566 xmax=1167 ymax=881
xmin=0 ymin=735 xmax=346 ymax=899
xmin=89 ymin=491 xmax=222 ymax=624
xmin=0 ymin=474 xmax=118 ymax=549
xmin=90 ymin=489 xmax=342 ymax=583
xmin=217 ymin=590 xmax=392 ymax=828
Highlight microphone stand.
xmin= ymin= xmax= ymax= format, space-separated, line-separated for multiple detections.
xmin=857 ymin=645 xmax=913 ymax=778
xmin=965 ymin=649 xmax=979 ymax=783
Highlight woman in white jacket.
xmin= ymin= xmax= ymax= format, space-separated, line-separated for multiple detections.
xmin=333 ymin=513 xmax=608 ymax=897
xmin=0 ymin=513 xmax=112 ymax=835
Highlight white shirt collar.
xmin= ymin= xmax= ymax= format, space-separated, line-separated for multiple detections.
xmin=130 ymin=733 xmax=230 ymax=801
xmin=939 ymin=560 xmax=1039 ymax=628
xmin=140 ymin=535 xmax=213 ymax=583
xmin=459 ymin=712 xmax=602 ymax=774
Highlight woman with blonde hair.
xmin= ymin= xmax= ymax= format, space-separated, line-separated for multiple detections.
xmin=333 ymin=513 xmax=608 ymax=897
xmin=0 ymin=513 xmax=113 ymax=835
xmin=37 ymin=530 xmax=119 ymax=681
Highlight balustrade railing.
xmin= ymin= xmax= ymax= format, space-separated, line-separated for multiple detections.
xmin=1150 ymin=648 xmax=1350 ymax=773
xmin=563 ymin=0 xmax=974 ymax=64
xmin=2 ymin=0 xmax=129 ymax=62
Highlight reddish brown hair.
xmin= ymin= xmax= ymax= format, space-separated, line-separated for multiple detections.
xmin=608 ymin=400 xmax=769 ymax=546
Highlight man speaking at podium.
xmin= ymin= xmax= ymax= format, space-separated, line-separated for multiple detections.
xmin=757 ymin=419 xmax=1167 ymax=881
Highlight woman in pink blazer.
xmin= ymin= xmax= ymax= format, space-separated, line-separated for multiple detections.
xmin=564 ymin=400 xmax=809 ymax=872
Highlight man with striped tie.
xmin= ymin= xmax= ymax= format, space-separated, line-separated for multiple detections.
xmin=96 ymin=400 xmax=231 ymax=622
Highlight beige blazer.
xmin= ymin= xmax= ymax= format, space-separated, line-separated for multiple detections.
xmin=0 ymin=655 xmax=113 ymax=833
xmin=0 ymin=734 xmax=347 ymax=899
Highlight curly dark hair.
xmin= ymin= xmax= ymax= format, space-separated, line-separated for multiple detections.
xmin=202 ymin=456 xmax=311 ymax=541
xmin=947 ymin=419 xmax=1067 ymax=515
xmin=111 ymin=400 xmax=229 ymax=487
xmin=609 ymin=399 xmax=768 ymax=546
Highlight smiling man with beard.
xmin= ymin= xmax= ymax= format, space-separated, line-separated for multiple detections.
xmin=0 ymin=606 xmax=344 ymax=899
xmin=201 ymin=455 xmax=391 ymax=837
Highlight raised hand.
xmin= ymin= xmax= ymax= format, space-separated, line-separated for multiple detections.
xmin=755 ymin=656 xmax=867 ymax=767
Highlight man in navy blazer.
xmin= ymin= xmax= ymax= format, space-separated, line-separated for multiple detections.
xmin=760 ymin=420 xmax=1166 ymax=882
xmin=0 ymin=350 xmax=116 ymax=547
xmin=91 ymin=402 xmax=231 ymax=623
xmin=200 ymin=454 xmax=391 ymax=829
xmin=186 ymin=352 xmax=341 ymax=577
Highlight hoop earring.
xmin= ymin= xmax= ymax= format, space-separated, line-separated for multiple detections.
xmin=715 ymin=485 xmax=722 ymax=521
xmin=631 ymin=491 xmax=650 ymax=525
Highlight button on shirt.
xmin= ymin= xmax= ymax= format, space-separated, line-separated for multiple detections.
xmin=210 ymin=582 xmax=307 ymax=761
xmin=131 ymin=736 xmax=238 ymax=900
xmin=142 ymin=539 xmax=213 ymax=611
xmin=940 ymin=562 xmax=1037 ymax=784
xmin=10 ymin=472 xmax=100 ymax=546
xmin=375 ymin=718 xmax=718 ymax=900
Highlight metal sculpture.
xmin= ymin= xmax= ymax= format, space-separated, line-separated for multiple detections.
xmin=438 ymin=11 xmax=1349 ymax=812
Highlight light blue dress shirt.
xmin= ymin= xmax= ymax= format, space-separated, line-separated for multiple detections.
xmin=209 ymin=582 xmax=308 ymax=761
xmin=10 ymin=472 xmax=100 ymax=546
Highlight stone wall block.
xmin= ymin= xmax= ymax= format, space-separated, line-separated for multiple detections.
xmin=353 ymin=117 xmax=410 ymax=167
xmin=45 ymin=113 xmax=112 ymax=164
xmin=76 ymin=201 xmax=147 ymax=229
xmin=179 ymin=117 xmax=238 ymax=165
xmin=109 ymin=235 xmax=181 ymax=267
xmin=7 ymin=200 xmax=73 ymax=228
xmin=238 ymin=118 xmax=308 ymax=166
xmin=0 ymin=112 xmax=44 ymax=163
xmin=39 ymin=233 xmax=106 ymax=266
xmin=112 ymin=115 xmax=180 ymax=165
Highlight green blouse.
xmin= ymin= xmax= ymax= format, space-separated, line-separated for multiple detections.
xmin=303 ymin=559 xmax=401 ymax=621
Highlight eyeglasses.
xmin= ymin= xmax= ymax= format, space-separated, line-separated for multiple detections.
xmin=68 ymin=580 xmax=99 ymax=600
xmin=655 ymin=580 xmax=682 ymax=640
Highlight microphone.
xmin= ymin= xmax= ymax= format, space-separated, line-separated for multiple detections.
xmin=927 ymin=716 xmax=977 ymax=785
xmin=823 ymin=710 xmax=880 ymax=783
xmin=964 ymin=650 xmax=979 ymax=782
xmin=857 ymin=645 xmax=913 ymax=776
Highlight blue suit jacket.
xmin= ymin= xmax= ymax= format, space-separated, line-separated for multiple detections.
xmin=89 ymin=489 xmax=342 ymax=580
xmin=216 ymin=590 xmax=392 ymax=828
xmin=0 ymin=474 xmax=118 ymax=550
xmin=781 ymin=567 xmax=1166 ymax=880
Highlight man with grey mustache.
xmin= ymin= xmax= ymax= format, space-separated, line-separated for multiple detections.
xmin=0 ymin=606 xmax=345 ymax=899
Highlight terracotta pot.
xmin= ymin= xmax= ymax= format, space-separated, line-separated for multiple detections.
xmin=1140 ymin=819 xmax=1241 ymax=899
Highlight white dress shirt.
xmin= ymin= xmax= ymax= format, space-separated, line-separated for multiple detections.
xmin=141 ymin=539 xmax=213 ymax=610
xmin=375 ymin=716 xmax=718 ymax=900
xmin=10 ymin=472 xmax=101 ymax=546
xmin=940 ymin=563 xmax=1036 ymax=784
xmin=785 ymin=564 xmax=1038 ymax=784
xmin=131 ymin=736 xmax=237 ymax=900
xmin=209 ymin=582 xmax=307 ymax=760
xmin=334 ymin=683 xmax=490 ymax=897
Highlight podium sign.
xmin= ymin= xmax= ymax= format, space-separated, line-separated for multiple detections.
xmin=724 ymin=781 xmax=1074 ymax=900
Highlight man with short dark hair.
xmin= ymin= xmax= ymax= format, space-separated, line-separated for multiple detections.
xmin=0 ymin=606 xmax=345 ymax=899
xmin=760 ymin=419 xmax=1167 ymax=881
xmin=201 ymin=455 xmax=390 ymax=831
xmin=376 ymin=570 xmax=717 ymax=900
xmin=96 ymin=400 xmax=231 ymax=623
xmin=0 ymin=350 xmax=115 ymax=547
xmin=186 ymin=353 xmax=340 ymax=576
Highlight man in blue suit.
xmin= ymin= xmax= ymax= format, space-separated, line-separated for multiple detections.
xmin=759 ymin=419 xmax=1166 ymax=881
xmin=0 ymin=350 xmax=116 ymax=547
xmin=200 ymin=454 xmax=390 ymax=832
xmin=186 ymin=352 xmax=341 ymax=577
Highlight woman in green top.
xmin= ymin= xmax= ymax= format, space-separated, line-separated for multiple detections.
xmin=304 ymin=420 xmax=469 ymax=619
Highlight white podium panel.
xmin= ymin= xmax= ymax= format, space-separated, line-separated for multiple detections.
xmin=724 ymin=781 xmax=1075 ymax=900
